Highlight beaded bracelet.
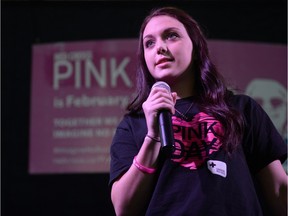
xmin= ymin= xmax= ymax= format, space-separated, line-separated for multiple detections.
xmin=146 ymin=134 xmax=160 ymax=142
xmin=133 ymin=156 xmax=157 ymax=174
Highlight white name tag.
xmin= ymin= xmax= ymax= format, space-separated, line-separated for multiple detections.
xmin=207 ymin=160 xmax=227 ymax=178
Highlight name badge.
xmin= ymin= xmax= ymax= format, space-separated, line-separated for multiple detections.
xmin=207 ymin=160 xmax=227 ymax=178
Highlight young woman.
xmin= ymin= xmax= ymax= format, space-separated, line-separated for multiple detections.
xmin=109 ymin=7 xmax=287 ymax=216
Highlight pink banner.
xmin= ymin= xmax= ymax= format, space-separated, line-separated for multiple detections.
xmin=29 ymin=39 xmax=287 ymax=174
xmin=30 ymin=39 xmax=138 ymax=173
xmin=209 ymin=41 xmax=287 ymax=139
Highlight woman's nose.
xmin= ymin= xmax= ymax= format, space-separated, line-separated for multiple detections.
xmin=156 ymin=42 xmax=168 ymax=54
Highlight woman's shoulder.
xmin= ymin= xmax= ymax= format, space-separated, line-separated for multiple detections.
xmin=124 ymin=109 xmax=145 ymax=119
xmin=228 ymin=92 xmax=258 ymax=108
xmin=118 ymin=110 xmax=145 ymax=127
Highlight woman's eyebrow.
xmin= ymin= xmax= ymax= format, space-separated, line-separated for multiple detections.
xmin=143 ymin=27 xmax=181 ymax=40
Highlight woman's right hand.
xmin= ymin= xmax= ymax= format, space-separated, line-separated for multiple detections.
xmin=142 ymin=86 xmax=177 ymax=139
xmin=111 ymin=86 xmax=177 ymax=216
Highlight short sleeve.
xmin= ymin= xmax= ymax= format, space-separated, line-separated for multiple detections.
xmin=240 ymin=95 xmax=287 ymax=173
xmin=109 ymin=113 xmax=147 ymax=188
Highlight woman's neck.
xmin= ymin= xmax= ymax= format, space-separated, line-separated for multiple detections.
xmin=171 ymin=71 xmax=195 ymax=99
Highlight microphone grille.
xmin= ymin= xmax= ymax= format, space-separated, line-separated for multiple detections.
xmin=152 ymin=81 xmax=171 ymax=93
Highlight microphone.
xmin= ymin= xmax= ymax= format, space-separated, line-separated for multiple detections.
xmin=152 ymin=81 xmax=175 ymax=155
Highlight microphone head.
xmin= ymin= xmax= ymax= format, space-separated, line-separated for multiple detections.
xmin=152 ymin=81 xmax=171 ymax=93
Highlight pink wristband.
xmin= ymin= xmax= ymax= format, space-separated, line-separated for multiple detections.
xmin=133 ymin=156 xmax=156 ymax=174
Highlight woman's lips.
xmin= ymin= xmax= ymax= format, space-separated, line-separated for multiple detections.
xmin=155 ymin=58 xmax=174 ymax=66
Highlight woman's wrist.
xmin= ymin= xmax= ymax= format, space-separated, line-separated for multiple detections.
xmin=146 ymin=134 xmax=160 ymax=143
xmin=133 ymin=155 xmax=157 ymax=174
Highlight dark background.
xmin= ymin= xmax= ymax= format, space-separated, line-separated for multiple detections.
xmin=2 ymin=1 xmax=287 ymax=216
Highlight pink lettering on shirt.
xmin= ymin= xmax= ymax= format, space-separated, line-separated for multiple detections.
xmin=171 ymin=112 xmax=224 ymax=170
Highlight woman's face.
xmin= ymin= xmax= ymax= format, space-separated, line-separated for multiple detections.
xmin=143 ymin=15 xmax=193 ymax=84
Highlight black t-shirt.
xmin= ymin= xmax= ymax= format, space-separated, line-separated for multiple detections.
xmin=109 ymin=94 xmax=287 ymax=216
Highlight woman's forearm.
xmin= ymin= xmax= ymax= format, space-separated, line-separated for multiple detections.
xmin=111 ymin=137 xmax=161 ymax=216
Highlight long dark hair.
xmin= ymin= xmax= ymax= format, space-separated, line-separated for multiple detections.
xmin=127 ymin=7 xmax=244 ymax=153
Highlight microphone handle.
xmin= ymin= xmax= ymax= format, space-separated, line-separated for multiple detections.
xmin=158 ymin=110 xmax=174 ymax=155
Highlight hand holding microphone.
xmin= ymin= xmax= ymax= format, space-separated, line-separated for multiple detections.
xmin=142 ymin=81 xmax=176 ymax=156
